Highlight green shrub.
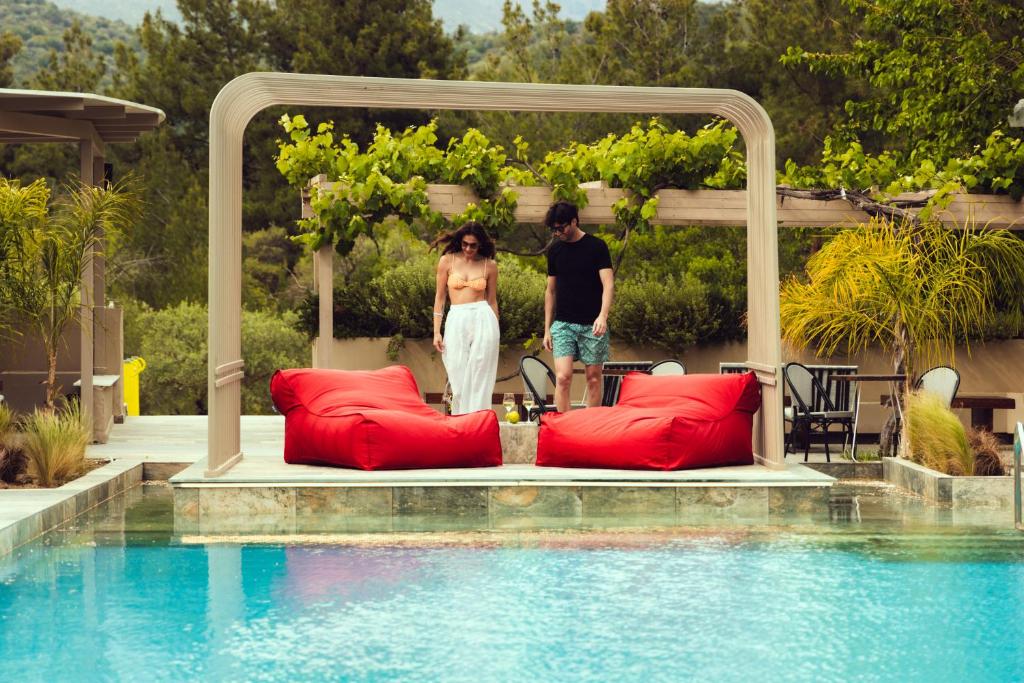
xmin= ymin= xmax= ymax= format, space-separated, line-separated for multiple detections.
xmin=298 ymin=287 xmax=394 ymax=340
xmin=610 ymin=272 xmax=719 ymax=351
xmin=134 ymin=302 xmax=308 ymax=415
xmin=609 ymin=226 xmax=746 ymax=344
xmin=21 ymin=402 xmax=88 ymax=487
xmin=495 ymin=256 xmax=545 ymax=341
xmin=0 ymin=402 xmax=26 ymax=484
xmin=0 ymin=402 xmax=13 ymax=437
xmin=905 ymin=391 xmax=974 ymax=476
xmin=241 ymin=309 xmax=309 ymax=414
xmin=375 ymin=254 xmax=437 ymax=338
xmin=297 ymin=251 xmax=546 ymax=343
xmin=137 ymin=301 xmax=206 ymax=415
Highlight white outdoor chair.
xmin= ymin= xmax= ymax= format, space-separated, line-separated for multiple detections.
xmin=649 ymin=359 xmax=686 ymax=376
xmin=916 ymin=365 xmax=960 ymax=407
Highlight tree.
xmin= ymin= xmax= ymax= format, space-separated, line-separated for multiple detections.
xmin=2 ymin=22 xmax=108 ymax=188
xmin=464 ymin=1 xmax=610 ymax=154
xmin=30 ymin=20 xmax=107 ymax=92
xmin=782 ymin=0 xmax=1024 ymax=158
xmin=0 ymin=31 xmax=21 ymax=88
xmin=105 ymin=0 xmax=465 ymax=309
xmin=779 ymin=218 xmax=1024 ymax=451
xmin=720 ymin=0 xmax=865 ymax=165
xmin=0 ymin=178 xmax=139 ymax=409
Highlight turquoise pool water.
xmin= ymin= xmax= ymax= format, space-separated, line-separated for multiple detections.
xmin=2 ymin=485 xmax=1023 ymax=682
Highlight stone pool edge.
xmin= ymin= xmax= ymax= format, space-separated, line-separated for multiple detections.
xmin=0 ymin=460 xmax=189 ymax=557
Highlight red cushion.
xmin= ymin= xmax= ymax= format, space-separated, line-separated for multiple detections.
xmin=536 ymin=372 xmax=761 ymax=470
xmin=270 ymin=366 xmax=502 ymax=470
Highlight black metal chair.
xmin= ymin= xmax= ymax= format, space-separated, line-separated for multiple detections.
xmin=719 ymin=362 xmax=749 ymax=375
xmin=599 ymin=361 xmax=654 ymax=406
xmin=519 ymin=355 xmax=557 ymax=420
xmin=783 ymin=362 xmax=856 ymax=462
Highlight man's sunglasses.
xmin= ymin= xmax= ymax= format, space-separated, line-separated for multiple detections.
xmin=549 ymin=223 xmax=570 ymax=233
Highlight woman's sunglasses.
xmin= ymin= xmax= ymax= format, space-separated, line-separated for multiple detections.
xmin=461 ymin=241 xmax=480 ymax=249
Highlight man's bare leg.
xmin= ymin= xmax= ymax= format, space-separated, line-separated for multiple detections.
xmin=584 ymin=364 xmax=603 ymax=408
xmin=553 ymin=355 xmax=575 ymax=413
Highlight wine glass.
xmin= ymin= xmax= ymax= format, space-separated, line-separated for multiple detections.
xmin=521 ymin=393 xmax=536 ymax=421
xmin=502 ymin=392 xmax=516 ymax=419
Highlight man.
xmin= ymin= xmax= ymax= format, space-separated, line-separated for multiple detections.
xmin=542 ymin=200 xmax=614 ymax=412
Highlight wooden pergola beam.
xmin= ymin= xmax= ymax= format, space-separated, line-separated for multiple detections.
xmin=308 ymin=184 xmax=1024 ymax=231
xmin=0 ymin=96 xmax=85 ymax=112
xmin=0 ymin=110 xmax=103 ymax=152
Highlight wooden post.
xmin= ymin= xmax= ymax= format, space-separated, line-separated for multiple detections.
xmin=314 ymin=245 xmax=333 ymax=369
xmin=79 ymin=139 xmax=95 ymax=440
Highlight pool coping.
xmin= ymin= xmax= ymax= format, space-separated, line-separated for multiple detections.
xmin=883 ymin=457 xmax=1015 ymax=509
xmin=0 ymin=460 xmax=190 ymax=558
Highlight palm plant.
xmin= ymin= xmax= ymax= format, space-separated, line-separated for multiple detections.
xmin=780 ymin=218 xmax=1024 ymax=451
xmin=0 ymin=177 xmax=139 ymax=409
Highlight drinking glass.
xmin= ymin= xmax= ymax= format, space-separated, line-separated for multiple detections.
xmin=521 ymin=394 xmax=536 ymax=420
xmin=502 ymin=392 xmax=516 ymax=417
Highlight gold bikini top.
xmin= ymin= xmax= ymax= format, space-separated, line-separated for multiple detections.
xmin=447 ymin=255 xmax=487 ymax=291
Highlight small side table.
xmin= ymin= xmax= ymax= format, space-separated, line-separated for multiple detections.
xmin=499 ymin=421 xmax=539 ymax=464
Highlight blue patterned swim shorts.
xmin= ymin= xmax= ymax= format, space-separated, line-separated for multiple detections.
xmin=550 ymin=320 xmax=610 ymax=366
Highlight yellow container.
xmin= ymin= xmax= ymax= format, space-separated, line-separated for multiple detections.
xmin=122 ymin=357 xmax=146 ymax=416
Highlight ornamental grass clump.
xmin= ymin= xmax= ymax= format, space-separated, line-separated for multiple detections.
xmin=0 ymin=403 xmax=27 ymax=484
xmin=968 ymin=428 xmax=1006 ymax=477
xmin=905 ymin=391 xmax=974 ymax=476
xmin=21 ymin=402 xmax=89 ymax=487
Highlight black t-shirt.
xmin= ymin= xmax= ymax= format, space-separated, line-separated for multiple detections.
xmin=547 ymin=233 xmax=613 ymax=324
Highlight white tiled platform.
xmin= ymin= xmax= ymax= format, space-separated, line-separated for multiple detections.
xmin=172 ymin=458 xmax=834 ymax=487
xmin=152 ymin=415 xmax=832 ymax=488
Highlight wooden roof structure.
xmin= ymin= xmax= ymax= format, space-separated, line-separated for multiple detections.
xmin=0 ymin=89 xmax=165 ymax=444
xmin=0 ymin=88 xmax=165 ymax=146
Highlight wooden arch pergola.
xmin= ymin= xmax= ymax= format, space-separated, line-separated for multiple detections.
xmin=207 ymin=73 xmax=783 ymax=476
xmin=0 ymin=89 xmax=165 ymax=441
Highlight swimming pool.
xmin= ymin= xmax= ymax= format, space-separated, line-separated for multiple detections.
xmin=2 ymin=485 xmax=1022 ymax=681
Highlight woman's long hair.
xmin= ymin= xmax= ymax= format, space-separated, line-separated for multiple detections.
xmin=430 ymin=221 xmax=496 ymax=259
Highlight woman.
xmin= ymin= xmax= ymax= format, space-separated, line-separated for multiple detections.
xmin=431 ymin=222 xmax=500 ymax=415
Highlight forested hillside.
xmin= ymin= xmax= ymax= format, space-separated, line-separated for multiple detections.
xmin=47 ymin=0 xmax=180 ymax=24
xmin=43 ymin=0 xmax=606 ymax=33
xmin=435 ymin=0 xmax=603 ymax=31
xmin=0 ymin=0 xmax=136 ymax=86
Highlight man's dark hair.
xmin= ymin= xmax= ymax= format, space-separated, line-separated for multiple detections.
xmin=544 ymin=200 xmax=578 ymax=228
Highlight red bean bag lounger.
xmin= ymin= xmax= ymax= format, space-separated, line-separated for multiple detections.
xmin=536 ymin=371 xmax=761 ymax=470
xmin=270 ymin=366 xmax=502 ymax=470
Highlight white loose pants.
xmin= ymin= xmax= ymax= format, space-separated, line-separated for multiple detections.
xmin=442 ymin=301 xmax=500 ymax=415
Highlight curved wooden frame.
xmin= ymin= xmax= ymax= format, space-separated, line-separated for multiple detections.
xmin=208 ymin=73 xmax=783 ymax=476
